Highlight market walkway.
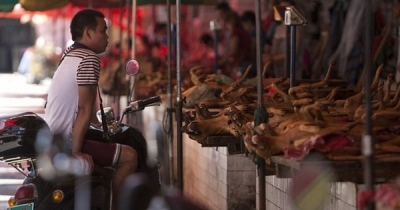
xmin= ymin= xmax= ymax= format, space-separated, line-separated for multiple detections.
xmin=0 ymin=73 xmax=49 ymax=116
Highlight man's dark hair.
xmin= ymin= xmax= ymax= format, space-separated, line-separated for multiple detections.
xmin=70 ymin=9 xmax=105 ymax=41
xmin=241 ymin=11 xmax=256 ymax=25
xmin=216 ymin=1 xmax=231 ymax=12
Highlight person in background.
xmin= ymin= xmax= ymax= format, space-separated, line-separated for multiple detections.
xmin=183 ymin=33 xmax=216 ymax=72
xmin=263 ymin=0 xmax=303 ymax=79
xmin=153 ymin=23 xmax=168 ymax=53
xmin=17 ymin=38 xmax=60 ymax=84
xmin=215 ymin=1 xmax=236 ymax=54
xmin=217 ymin=11 xmax=252 ymax=79
xmin=17 ymin=46 xmax=34 ymax=76
xmin=44 ymin=9 xmax=137 ymax=209
xmin=241 ymin=11 xmax=257 ymax=42
xmin=100 ymin=42 xmax=121 ymax=68
xmin=98 ymin=41 xmax=130 ymax=96
xmin=215 ymin=1 xmax=233 ymax=24
xmin=136 ymin=35 xmax=165 ymax=73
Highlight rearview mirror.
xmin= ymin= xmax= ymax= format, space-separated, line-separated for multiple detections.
xmin=125 ymin=59 xmax=140 ymax=76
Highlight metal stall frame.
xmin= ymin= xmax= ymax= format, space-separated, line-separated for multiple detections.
xmin=254 ymin=0 xmax=266 ymax=209
xmin=363 ymin=0 xmax=375 ymax=209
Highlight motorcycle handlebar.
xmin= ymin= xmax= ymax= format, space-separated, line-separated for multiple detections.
xmin=118 ymin=95 xmax=161 ymax=124
xmin=138 ymin=95 xmax=161 ymax=108
xmin=127 ymin=95 xmax=161 ymax=112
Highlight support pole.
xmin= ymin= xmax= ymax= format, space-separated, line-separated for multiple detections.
xmin=165 ymin=0 xmax=174 ymax=186
xmin=285 ymin=25 xmax=291 ymax=78
xmin=126 ymin=0 xmax=133 ymax=110
xmin=363 ymin=0 xmax=375 ymax=209
xmin=289 ymin=25 xmax=296 ymax=88
xmin=175 ymin=0 xmax=184 ymax=191
xmin=255 ymin=1 xmax=266 ymax=209
xmin=131 ymin=1 xmax=137 ymax=59
xmin=127 ymin=0 xmax=132 ymax=58
xmin=284 ymin=6 xmax=306 ymax=87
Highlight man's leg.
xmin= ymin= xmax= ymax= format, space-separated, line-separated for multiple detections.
xmin=112 ymin=145 xmax=137 ymax=209
xmin=82 ymin=140 xmax=138 ymax=209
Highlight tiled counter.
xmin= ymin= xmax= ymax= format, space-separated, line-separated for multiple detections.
xmin=141 ymin=105 xmax=257 ymax=210
xmin=140 ymin=105 xmax=387 ymax=210
xmin=183 ymin=134 xmax=256 ymax=210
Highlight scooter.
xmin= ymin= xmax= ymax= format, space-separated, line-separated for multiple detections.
xmin=0 ymin=59 xmax=162 ymax=210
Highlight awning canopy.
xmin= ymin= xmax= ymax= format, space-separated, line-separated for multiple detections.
xmin=0 ymin=0 xmax=217 ymax=13
xmin=135 ymin=0 xmax=217 ymax=5
xmin=0 ymin=0 xmax=217 ymax=32
xmin=0 ymin=0 xmax=120 ymax=13
xmin=69 ymin=0 xmax=121 ymax=8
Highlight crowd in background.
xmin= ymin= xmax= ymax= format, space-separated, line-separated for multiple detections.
xmin=208 ymin=0 xmax=399 ymax=88
xmin=195 ymin=0 xmax=305 ymax=80
xmin=100 ymin=0 xmax=298 ymax=85
xmin=96 ymin=0 xmax=400 ymax=93
xmin=12 ymin=0 xmax=400 ymax=90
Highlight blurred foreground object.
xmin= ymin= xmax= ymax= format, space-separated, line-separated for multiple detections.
xmin=358 ymin=175 xmax=400 ymax=210
xmin=289 ymin=154 xmax=334 ymax=210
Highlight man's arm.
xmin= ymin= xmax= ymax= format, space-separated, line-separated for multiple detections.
xmin=72 ymin=85 xmax=97 ymax=154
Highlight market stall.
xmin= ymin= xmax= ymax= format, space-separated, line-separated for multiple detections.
xmin=2 ymin=0 xmax=399 ymax=209
xmin=176 ymin=1 xmax=399 ymax=210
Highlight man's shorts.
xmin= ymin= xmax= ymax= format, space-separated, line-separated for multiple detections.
xmin=82 ymin=140 xmax=121 ymax=167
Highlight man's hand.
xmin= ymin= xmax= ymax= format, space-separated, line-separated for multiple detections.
xmin=73 ymin=152 xmax=94 ymax=175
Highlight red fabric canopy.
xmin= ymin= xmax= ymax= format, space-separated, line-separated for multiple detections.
xmin=69 ymin=0 xmax=122 ymax=8
xmin=0 ymin=3 xmax=144 ymax=36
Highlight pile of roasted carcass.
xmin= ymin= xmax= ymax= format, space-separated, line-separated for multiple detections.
xmin=181 ymin=62 xmax=400 ymax=163
xmin=134 ymin=71 xmax=168 ymax=99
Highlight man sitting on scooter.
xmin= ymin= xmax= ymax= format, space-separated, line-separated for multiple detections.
xmin=44 ymin=9 xmax=138 ymax=209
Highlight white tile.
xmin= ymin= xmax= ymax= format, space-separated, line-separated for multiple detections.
xmin=217 ymin=167 xmax=227 ymax=184
xmin=223 ymin=147 xmax=229 ymax=155
xmin=219 ymin=154 xmax=228 ymax=170
xmin=209 ymin=164 xmax=217 ymax=178
xmin=217 ymin=180 xmax=227 ymax=198
xmin=346 ymin=182 xmax=357 ymax=206
xmin=330 ymin=182 xmax=336 ymax=196
xmin=218 ymin=194 xmax=227 ymax=210
xmin=198 ymin=179 xmax=207 ymax=197
xmin=284 ymin=193 xmax=293 ymax=210
xmin=209 ymin=189 xmax=218 ymax=206
xmin=265 ymin=183 xmax=272 ymax=202
xmin=276 ymin=190 xmax=283 ymax=209
xmin=272 ymin=186 xmax=278 ymax=206
xmin=266 ymin=175 xmax=274 ymax=185
xmin=207 ymin=174 xmax=218 ymax=191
